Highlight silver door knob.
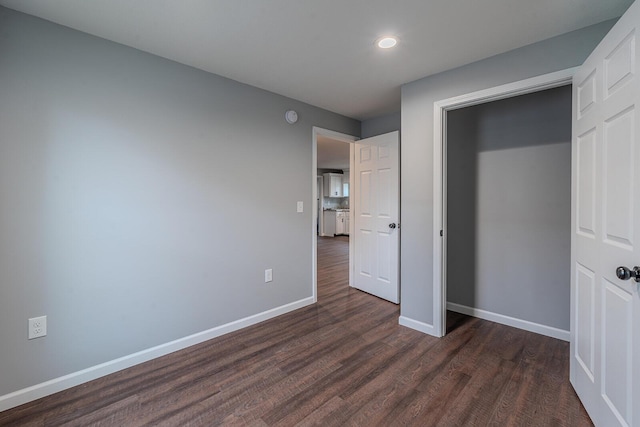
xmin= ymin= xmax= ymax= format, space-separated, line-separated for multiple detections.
xmin=616 ymin=266 xmax=640 ymax=282
xmin=389 ymin=223 xmax=396 ymax=229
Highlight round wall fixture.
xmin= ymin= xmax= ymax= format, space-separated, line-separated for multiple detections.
xmin=285 ymin=110 xmax=298 ymax=124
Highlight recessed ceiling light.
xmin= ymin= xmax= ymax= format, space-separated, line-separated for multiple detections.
xmin=377 ymin=36 xmax=397 ymax=49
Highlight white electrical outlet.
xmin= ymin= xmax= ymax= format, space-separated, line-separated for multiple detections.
xmin=28 ymin=316 xmax=47 ymax=339
xmin=265 ymin=268 xmax=273 ymax=283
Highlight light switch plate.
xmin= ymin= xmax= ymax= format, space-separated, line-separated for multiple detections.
xmin=297 ymin=201 xmax=303 ymax=213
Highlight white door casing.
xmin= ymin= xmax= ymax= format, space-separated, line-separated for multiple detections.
xmin=312 ymin=127 xmax=358 ymax=303
xmin=353 ymin=131 xmax=400 ymax=303
xmin=432 ymin=68 xmax=576 ymax=338
xmin=571 ymin=2 xmax=639 ymax=426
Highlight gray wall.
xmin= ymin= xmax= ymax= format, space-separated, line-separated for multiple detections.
xmin=0 ymin=6 xmax=359 ymax=397
xmin=400 ymin=19 xmax=615 ymax=326
xmin=446 ymin=86 xmax=571 ymax=330
xmin=361 ymin=111 xmax=401 ymax=138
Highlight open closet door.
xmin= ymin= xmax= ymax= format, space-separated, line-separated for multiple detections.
xmin=352 ymin=131 xmax=399 ymax=303
xmin=571 ymin=1 xmax=640 ymax=425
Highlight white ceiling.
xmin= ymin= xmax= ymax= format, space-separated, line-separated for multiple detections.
xmin=317 ymin=136 xmax=350 ymax=170
xmin=0 ymin=0 xmax=633 ymax=120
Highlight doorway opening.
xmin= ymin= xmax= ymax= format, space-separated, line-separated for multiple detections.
xmin=312 ymin=127 xmax=356 ymax=303
xmin=433 ymin=68 xmax=576 ymax=338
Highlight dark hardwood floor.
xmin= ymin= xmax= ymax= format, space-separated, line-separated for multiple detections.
xmin=0 ymin=235 xmax=592 ymax=426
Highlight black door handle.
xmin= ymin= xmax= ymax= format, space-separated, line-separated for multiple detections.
xmin=616 ymin=266 xmax=640 ymax=283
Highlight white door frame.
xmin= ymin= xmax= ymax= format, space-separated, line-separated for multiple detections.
xmin=312 ymin=126 xmax=358 ymax=302
xmin=432 ymin=67 xmax=577 ymax=337
xmin=317 ymin=175 xmax=323 ymax=236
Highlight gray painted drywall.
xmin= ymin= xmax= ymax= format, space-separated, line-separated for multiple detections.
xmin=400 ymin=19 xmax=615 ymax=326
xmin=446 ymin=86 xmax=571 ymax=330
xmin=0 ymin=6 xmax=359 ymax=397
xmin=361 ymin=111 xmax=401 ymax=138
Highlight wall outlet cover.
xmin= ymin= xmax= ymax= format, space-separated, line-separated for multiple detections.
xmin=28 ymin=316 xmax=47 ymax=339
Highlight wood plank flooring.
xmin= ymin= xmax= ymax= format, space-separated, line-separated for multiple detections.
xmin=0 ymin=235 xmax=592 ymax=426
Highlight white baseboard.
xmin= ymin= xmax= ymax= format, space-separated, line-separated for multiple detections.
xmin=0 ymin=296 xmax=315 ymax=412
xmin=447 ymin=302 xmax=570 ymax=342
xmin=399 ymin=316 xmax=440 ymax=337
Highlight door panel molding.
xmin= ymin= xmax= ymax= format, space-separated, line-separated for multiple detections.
xmin=352 ymin=131 xmax=400 ymax=303
xmin=570 ymin=2 xmax=639 ymax=423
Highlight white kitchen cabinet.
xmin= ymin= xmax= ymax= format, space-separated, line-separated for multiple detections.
xmin=344 ymin=213 xmax=350 ymax=235
xmin=324 ymin=210 xmax=350 ymax=236
xmin=335 ymin=210 xmax=350 ymax=235
xmin=323 ymin=210 xmax=336 ymax=236
xmin=336 ymin=211 xmax=345 ymax=235
xmin=323 ymin=173 xmax=343 ymax=197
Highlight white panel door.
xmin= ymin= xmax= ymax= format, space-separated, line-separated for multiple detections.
xmin=353 ymin=131 xmax=399 ymax=303
xmin=571 ymin=2 xmax=639 ymax=425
